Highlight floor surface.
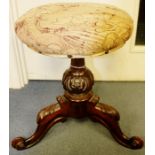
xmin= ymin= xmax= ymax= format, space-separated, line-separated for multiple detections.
xmin=10 ymin=81 xmax=145 ymax=155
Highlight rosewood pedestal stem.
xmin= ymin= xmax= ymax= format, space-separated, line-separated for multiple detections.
xmin=12 ymin=58 xmax=143 ymax=150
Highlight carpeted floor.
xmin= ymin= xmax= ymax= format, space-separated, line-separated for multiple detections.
xmin=9 ymin=81 xmax=145 ymax=155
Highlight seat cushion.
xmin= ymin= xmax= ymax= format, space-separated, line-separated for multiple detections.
xmin=15 ymin=3 xmax=133 ymax=56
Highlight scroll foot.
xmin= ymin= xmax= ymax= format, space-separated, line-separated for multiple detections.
xmin=12 ymin=103 xmax=67 ymax=150
xmin=88 ymin=102 xmax=143 ymax=149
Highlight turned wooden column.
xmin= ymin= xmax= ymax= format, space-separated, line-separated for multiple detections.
xmin=63 ymin=58 xmax=94 ymax=101
xmin=59 ymin=58 xmax=95 ymax=118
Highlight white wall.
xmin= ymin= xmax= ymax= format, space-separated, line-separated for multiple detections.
xmin=10 ymin=0 xmax=144 ymax=89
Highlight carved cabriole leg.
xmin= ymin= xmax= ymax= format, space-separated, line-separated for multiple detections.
xmin=12 ymin=58 xmax=143 ymax=150
xmin=87 ymin=102 xmax=143 ymax=149
xmin=12 ymin=103 xmax=67 ymax=150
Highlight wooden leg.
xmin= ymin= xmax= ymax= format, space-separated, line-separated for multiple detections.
xmin=87 ymin=103 xmax=144 ymax=149
xmin=12 ymin=58 xmax=143 ymax=150
xmin=12 ymin=103 xmax=67 ymax=150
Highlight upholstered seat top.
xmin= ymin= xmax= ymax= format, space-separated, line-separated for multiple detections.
xmin=15 ymin=3 xmax=133 ymax=56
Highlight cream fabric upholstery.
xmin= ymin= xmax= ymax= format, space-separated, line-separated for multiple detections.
xmin=15 ymin=3 xmax=133 ymax=56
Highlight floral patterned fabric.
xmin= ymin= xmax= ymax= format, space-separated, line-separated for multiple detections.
xmin=15 ymin=3 xmax=133 ymax=56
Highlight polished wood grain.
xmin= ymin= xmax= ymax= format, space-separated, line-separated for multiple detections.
xmin=12 ymin=58 xmax=143 ymax=150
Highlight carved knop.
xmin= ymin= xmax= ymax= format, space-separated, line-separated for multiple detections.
xmin=62 ymin=67 xmax=94 ymax=94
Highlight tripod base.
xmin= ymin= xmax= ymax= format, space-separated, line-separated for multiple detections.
xmin=12 ymin=58 xmax=143 ymax=150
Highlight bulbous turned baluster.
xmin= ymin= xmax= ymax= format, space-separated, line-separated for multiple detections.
xmin=62 ymin=58 xmax=94 ymax=102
